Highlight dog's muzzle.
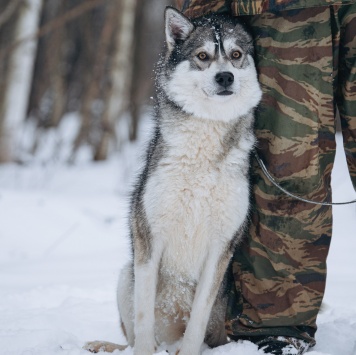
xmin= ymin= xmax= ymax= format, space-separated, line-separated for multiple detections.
xmin=215 ymin=71 xmax=234 ymax=95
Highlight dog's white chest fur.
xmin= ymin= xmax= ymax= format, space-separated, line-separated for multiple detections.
xmin=144 ymin=117 xmax=251 ymax=280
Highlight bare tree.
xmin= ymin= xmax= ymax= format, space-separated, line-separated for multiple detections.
xmin=127 ymin=0 xmax=173 ymax=142
xmin=0 ymin=0 xmax=43 ymax=162
xmin=73 ymin=0 xmax=123 ymax=161
xmin=96 ymin=0 xmax=138 ymax=159
xmin=73 ymin=0 xmax=144 ymax=161
xmin=0 ymin=0 xmax=173 ymax=164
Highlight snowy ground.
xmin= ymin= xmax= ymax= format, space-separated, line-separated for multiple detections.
xmin=1 ymin=121 xmax=356 ymax=355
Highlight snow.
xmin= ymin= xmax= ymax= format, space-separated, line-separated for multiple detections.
xmin=1 ymin=121 xmax=356 ymax=355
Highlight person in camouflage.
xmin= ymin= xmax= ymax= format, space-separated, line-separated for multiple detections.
xmin=176 ymin=1 xmax=356 ymax=354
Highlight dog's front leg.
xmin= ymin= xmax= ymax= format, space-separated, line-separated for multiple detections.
xmin=133 ymin=241 xmax=163 ymax=355
xmin=179 ymin=245 xmax=232 ymax=355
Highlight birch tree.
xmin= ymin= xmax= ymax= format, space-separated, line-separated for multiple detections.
xmin=0 ymin=0 xmax=43 ymax=162
xmin=106 ymin=0 xmax=137 ymax=129
xmin=97 ymin=0 xmax=138 ymax=158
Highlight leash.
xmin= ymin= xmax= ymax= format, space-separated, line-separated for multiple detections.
xmin=254 ymin=151 xmax=356 ymax=206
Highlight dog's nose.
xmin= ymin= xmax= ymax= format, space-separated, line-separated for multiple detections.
xmin=215 ymin=72 xmax=234 ymax=88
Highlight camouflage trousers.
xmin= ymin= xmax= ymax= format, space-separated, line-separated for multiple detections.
xmin=225 ymin=4 xmax=356 ymax=344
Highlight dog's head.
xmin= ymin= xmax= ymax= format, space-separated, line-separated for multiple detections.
xmin=159 ymin=7 xmax=262 ymax=122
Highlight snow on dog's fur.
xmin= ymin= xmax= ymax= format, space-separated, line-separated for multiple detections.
xmin=84 ymin=7 xmax=261 ymax=355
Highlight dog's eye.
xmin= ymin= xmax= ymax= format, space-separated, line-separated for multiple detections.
xmin=232 ymin=51 xmax=242 ymax=59
xmin=197 ymin=52 xmax=209 ymax=61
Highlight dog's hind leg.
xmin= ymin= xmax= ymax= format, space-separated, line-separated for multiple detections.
xmin=179 ymin=246 xmax=232 ymax=355
xmin=117 ymin=262 xmax=135 ymax=346
xmin=83 ymin=264 xmax=134 ymax=353
xmin=205 ymin=286 xmax=228 ymax=348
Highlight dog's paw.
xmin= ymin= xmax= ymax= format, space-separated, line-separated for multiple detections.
xmin=83 ymin=340 xmax=127 ymax=353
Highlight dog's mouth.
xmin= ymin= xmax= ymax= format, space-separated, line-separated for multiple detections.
xmin=217 ymin=90 xmax=233 ymax=96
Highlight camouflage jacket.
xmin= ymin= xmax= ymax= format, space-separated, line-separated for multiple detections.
xmin=177 ymin=0 xmax=356 ymax=17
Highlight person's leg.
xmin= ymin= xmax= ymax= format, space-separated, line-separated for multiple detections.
xmin=335 ymin=4 xmax=356 ymax=187
xmin=226 ymin=6 xmax=337 ymax=347
xmin=177 ymin=0 xmax=231 ymax=18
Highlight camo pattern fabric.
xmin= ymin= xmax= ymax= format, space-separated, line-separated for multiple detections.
xmin=176 ymin=0 xmax=231 ymax=18
xmin=177 ymin=0 xmax=355 ymax=17
xmin=176 ymin=0 xmax=356 ymax=345
xmin=231 ymin=0 xmax=356 ymax=15
xmin=336 ymin=5 xmax=356 ymax=187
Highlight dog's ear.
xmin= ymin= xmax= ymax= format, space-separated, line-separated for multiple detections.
xmin=165 ymin=7 xmax=194 ymax=51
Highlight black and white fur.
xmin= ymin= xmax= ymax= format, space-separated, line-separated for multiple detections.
xmin=85 ymin=7 xmax=262 ymax=355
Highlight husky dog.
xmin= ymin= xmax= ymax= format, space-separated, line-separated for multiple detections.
xmin=85 ymin=6 xmax=261 ymax=355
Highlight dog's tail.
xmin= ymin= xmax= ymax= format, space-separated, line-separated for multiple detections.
xmin=83 ymin=340 xmax=128 ymax=353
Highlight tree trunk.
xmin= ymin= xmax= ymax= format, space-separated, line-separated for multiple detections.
xmin=78 ymin=1 xmax=118 ymax=162
xmin=0 ymin=0 xmax=43 ymax=163
xmin=103 ymin=0 xmax=137 ymax=148
xmin=128 ymin=0 xmax=144 ymax=142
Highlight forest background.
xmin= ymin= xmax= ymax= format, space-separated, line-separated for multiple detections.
xmin=0 ymin=0 xmax=173 ymax=164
